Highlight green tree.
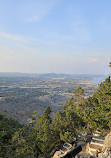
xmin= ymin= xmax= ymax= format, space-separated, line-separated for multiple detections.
xmin=0 ymin=113 xmax=21 ymax=157
xmin=109 ymin=62 xmax=111 ymax=67
xmin=35 ymin=106 xmax=54 ymax=158
xmin=73 ymin=86 xmax=85 ymax=97
xmin=52 ymin=104 xmax=85 ymax=143
xmin=11 ymin=111 xmax=43 ymax=158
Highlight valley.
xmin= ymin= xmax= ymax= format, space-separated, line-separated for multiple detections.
xmin=0 ymin=73 xmax=98 ymax=124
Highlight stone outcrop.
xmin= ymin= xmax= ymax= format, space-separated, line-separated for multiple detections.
xmin=102 ymin=132 xmax=111 ymax=152
xmin=100 ymin=132 xmax=111 ymax=158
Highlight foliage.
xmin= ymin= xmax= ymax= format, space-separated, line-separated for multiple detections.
xmin=35 ymin=106 xmax=55 ymax=158
xmin=109 ymin=62 xmax=111 ymax=67
xmin=64 ymin=76 xmax=111 ymax=132
xmin=52 ymin=109 xmax=85 ymax=142
xmin=0 ymin=113 xmax=21 ymax=157
xmin=73 ymin=86 xmax=85 ymax=97
xmin=3 ymin=106 xmax=55 ymax=158
xmin=12 ymin=124 xmax=42 ymax=158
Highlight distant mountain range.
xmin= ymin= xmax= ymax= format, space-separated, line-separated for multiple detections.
xmin=0 ymin=72 xmax=107 ymax=84
xmin=0 ymin=72 xmax=32 ymax=77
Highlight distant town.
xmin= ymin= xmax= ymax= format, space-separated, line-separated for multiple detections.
xmin=0 ymin=73 xmax=105 ymax=124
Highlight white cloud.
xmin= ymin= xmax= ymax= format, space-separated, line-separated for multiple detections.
xmin=0 ymin=31 xmax=110 ymax=74
xmin=0 ymin=32 xmax=31 ymax=44
xmin=0 ymin=31 xmax=54 ymax=47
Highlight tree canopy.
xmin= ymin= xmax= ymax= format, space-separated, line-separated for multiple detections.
xmin=73 ymin=86 xmax=85 ymax=97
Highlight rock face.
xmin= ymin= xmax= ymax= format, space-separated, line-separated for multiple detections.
xmin=102 ymin=132 xmax=111 ymax=157
xmin=103 ymin=132 xmax=111 ymax=151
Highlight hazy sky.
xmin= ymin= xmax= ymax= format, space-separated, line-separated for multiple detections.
xmin=0 ymin=0 xmax=111 ymax=74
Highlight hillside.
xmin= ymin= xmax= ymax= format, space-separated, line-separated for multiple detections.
xmin=0 ymin=76 xmax=111 ymax=157
xmin=0 ymin=75 xmax=97 ymax=124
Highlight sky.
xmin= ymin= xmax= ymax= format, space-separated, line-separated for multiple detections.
xmin=0 ymin=0 xmax=111 ymax=74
